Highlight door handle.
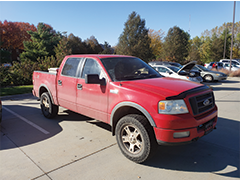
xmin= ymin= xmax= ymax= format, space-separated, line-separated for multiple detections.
xmin=58 ymin=80 xmax=62 ymax=86
xmin=77 ymin=84 xmax=82 ymax=90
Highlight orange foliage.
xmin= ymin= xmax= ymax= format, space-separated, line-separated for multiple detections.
xmin=0 ymin=20 xmax=37 ymax=50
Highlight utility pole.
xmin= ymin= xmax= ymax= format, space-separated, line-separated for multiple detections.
xmin=230 ymin=1 xmax=236 ymax=71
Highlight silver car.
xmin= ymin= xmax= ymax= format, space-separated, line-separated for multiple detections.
xmin=193 ymin=65 xmax=228 ymax=82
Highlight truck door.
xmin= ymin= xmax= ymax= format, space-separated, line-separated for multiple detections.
xmin=76 ymin=58 xmax=109 ymax=123
xmin=57 ymin=58 xmax=82 ymax=112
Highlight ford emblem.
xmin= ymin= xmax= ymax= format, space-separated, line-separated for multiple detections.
xmin=203 ymin=99 xmax=210 ymax=106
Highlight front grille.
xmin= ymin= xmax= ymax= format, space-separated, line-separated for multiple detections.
xmin=189 ymin=92 xmax=215 ymax=115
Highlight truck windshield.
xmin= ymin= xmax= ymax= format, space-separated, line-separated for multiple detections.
xmin=101 ymin=57 xmax=162 ymax=81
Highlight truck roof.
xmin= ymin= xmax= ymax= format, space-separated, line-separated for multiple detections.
xmin=65 ymin=54 xmax=134 ymax=59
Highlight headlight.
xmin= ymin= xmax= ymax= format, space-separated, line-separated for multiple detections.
xmin=216 ymin=73 xmax=221 ymax=76
xmin=158 ymin=100 xmax=189 ymax=114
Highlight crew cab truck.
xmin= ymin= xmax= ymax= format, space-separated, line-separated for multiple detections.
xmin=32 ymin=55 xmax=218 ymax=163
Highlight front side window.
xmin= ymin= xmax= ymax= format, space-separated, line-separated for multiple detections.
xmin=61 ymin=58 xmax=82 ymax=77
xmin=81 ymin=58 xmax=103 ymax=78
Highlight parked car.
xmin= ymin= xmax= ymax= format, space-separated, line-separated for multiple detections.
xmin=205 ymin=62 xmax=224 ymax=70
xmin=192 ymin=65 xmax=228 ymax=82
xmin=148 ymin=61 xmax=182 ymax=68
xmin=223 ymin=63 xmax=240 ymax=71
xmin=220 ymin=59 xmax=240 ymax=68
xmin=0 ymin=100 xmax=2 ymax=125
xmin=150 ymin=61 xmax=203 ymax=83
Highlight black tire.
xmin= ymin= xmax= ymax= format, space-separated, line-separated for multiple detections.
xmin=40 ymin=92 xmax=59 ymax=118
xmin=204 ymin=74 xmax=213 ymax=82
xmin=115 ymin=114 xmax=157 ymax=163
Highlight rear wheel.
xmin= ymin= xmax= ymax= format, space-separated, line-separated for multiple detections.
xmin=115 ymin=114 xmax=157 ymax=163
xmin=40 ymin=92 xmax=58 ymax=118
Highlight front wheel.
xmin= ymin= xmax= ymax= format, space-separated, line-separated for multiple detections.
xmin=204 ymin=74 xmax=213 ymax=82
xmin=40 ymin=92 xmax=58 ymax=118
xmin=115 ymin=114 xmax=157 ymax=163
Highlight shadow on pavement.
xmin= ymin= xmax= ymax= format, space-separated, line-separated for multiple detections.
xmin=143 ymin=116 xmax=240 ymax=178
xmin=0 ymin=105 xmax=97 ymax=150
xmin=211 ymin=86 xmax=240 ymax=91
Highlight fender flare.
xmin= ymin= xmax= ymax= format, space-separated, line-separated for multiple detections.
xmin=110 ymin=101 xmax=156 ymax=127
xmin=39 ymin=84 xmax=55 ymax=104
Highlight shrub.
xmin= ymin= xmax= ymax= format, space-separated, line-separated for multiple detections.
xmin=211 ymin=68 xmax=240 ymax=77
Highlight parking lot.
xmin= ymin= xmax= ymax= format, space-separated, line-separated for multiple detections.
xmin=0 ymin=77 xmax=239 ymax=180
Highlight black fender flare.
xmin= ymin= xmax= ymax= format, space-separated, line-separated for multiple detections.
xmin=110 ymin=101 xmax=156 ymax=128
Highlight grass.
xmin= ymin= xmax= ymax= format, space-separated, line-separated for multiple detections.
xmin=0 ymin=85 xmax=33 ymax=96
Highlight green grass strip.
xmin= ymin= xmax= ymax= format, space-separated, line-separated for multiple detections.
xmin=0 ymin=85 xmax=33 ymax=96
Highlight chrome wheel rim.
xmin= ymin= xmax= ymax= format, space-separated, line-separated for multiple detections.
xmin=121 ymin=125 xmax=143 ymax=154
xmin=42 ymin=96 xmax=50 ymax=113
xmin=205 ymin=75 xmax=212 ymax=81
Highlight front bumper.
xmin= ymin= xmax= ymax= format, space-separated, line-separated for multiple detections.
xmin=153 ymin=107 xmax=218 ymax=145
xmin=215 ymin=76 xmax=227 ymax=81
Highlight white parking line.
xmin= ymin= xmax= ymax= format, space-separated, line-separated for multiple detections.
xmin=3 ymin=106 xmax=50 ymax=134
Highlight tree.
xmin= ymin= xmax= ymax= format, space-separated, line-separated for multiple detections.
xmin=148 ymin=29 xmax=164 ymax=59
xmin=0 ymin=20 xmax=37 ymax=61
xmin=233 ymin=32 xmax=240 ymax=58
xmin=116 ymin=11 xmax=153 ymax=62
xmin=67 ymin=33 xmax=88 ymax=54
xmin=100 ymin=41 xmax=113 ymax=54
xmin=162 ymin=26 xmax=190 ymax=64
xmin=54 ymin=34 xmax=72 ymax=67
xmin=210 ymin=33 xmax=224 ymax=61
xmin=187 ymin=36 xmax=202 ymax=64
xmin=199 ymin=36 xmax=212 ymax=63
xmin=20 ymin=23 xmax=61 ymax=62
xmin=84 ymin=36 xmax=103 ymax=54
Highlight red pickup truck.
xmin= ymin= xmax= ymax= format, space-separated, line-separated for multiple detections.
xmin=32 ymin=55 xmax=218 ymax=163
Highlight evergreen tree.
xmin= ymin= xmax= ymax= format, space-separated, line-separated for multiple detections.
xmin=116 ymin=11 xmax=153 ymax=62
xmin=210 ymin=33 xmax=224 ymax=61
xmin=84 ymin=36 xmax=103 ymax=54
xmin=163 ymin=26 xmax=190 ymax=64
xmin=100 ymin=41 xmax=113 ymax=54
xmin=187 ymin=36 xmax=202 ymax=64
xmin=20 ymin=23 xmax=61 ymax=62
xmin=67 ymin=33 xmax=88 ymax=54
xmin=54 ymin=35 xmax=72 ymax=67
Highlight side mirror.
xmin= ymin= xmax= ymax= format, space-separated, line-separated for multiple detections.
xmin=168 ymin=71 xmax=173 ymax=75
xmin=85 ymin=74 xmax=106 ymax=85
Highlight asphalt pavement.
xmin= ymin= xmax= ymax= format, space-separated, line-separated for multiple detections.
xmin=0 ymin=77 xmax=239 ymax=180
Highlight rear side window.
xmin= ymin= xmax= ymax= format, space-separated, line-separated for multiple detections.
xmin=61 ymin=58 xmax=82 ymax=77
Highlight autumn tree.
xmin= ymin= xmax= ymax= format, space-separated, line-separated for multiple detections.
xmin=116 ymin=11 xmax=153 ymax=62
xmin=20 ymin=23 xmax=61 ymax=62
xmin=0 ymin=20 xmax=37 ymax=61
xmin=233 ymin=32 xmax=240 ymax=58
xmin=148 ymin=29 xmax=164 ymax=59
xmin=162 ymin=26 xmax=190 ymax=64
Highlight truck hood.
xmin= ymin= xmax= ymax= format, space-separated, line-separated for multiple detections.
xmin=119 ymin=77 xmax=203 ymax=99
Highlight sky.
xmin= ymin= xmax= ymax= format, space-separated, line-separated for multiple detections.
xmin=0 ymin=1 xmax=240 ymax=47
